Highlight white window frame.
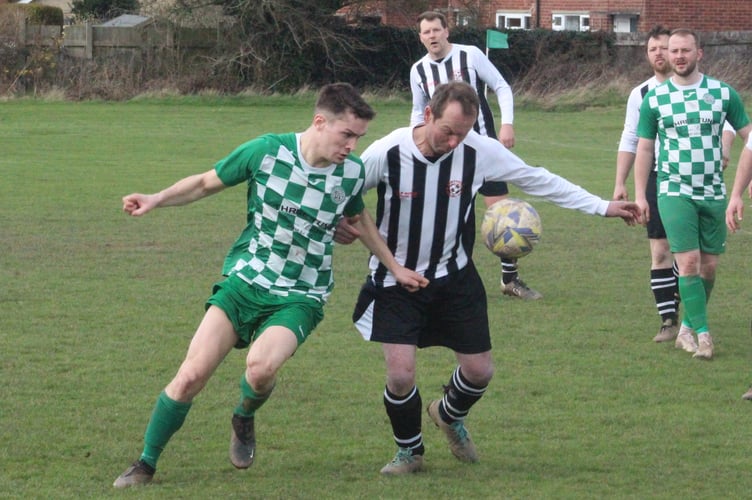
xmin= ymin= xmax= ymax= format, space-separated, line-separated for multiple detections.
xmin=495 ymin=11 xmax=531 ymax=30
xmin=552 ymin=12 xmax=590 ymax=32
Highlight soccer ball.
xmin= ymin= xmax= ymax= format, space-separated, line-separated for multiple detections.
xmin=480 ymin=198 xmax=542 ymax=259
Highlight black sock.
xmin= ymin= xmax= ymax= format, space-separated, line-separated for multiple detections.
xmin=501 ymin=257 xmax=518 ymax=284
xmin=439 ymin=367 xmax=487 ymax=423
xmin=384 ymin=386 xmax=424 ymax=456
xmin=651 ymin=268 xmax=678 ymax=323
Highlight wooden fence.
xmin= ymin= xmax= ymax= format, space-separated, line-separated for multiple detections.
xmin=20 ymin=20 xmax=221 ymax=60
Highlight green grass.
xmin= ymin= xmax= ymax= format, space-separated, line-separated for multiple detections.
xmin=2 ymin=95 xmax=752 ymax=499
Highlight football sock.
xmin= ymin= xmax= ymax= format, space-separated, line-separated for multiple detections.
xmin=702 ymin=277 xmax=714 ymax=302
xmin=140 ymin=391 xmax=192 ymax=469
xmin=235 ymin=374 xmax=272 ymax=418
xmin=501 ymin=257 xmax=518 ymax=284
xmin=678 ymin=275 xmax=708 ymax=334
xmin=651 ymin=267 xmax=678 ymax=322
xmin=384 ymin=385 xmax=424 ymax=456
xmin=439 ymin=367 xmax=487 ymax=423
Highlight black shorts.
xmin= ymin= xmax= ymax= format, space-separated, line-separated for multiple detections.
xmin=352 ymin=261 xmax=491 ymax=354
xmin=646 ymin=169 xmax=667 ymax=240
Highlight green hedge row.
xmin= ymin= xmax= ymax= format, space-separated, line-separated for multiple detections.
xmin=271 ymin=25 xmax=615 ymax=91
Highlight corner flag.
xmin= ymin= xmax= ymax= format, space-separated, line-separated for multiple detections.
xmin=486 ymin=30 xmax=508 ymax=49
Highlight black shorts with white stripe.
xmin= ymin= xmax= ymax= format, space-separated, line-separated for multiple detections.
xmin=352 ymin=261 xmax=491 ymax=354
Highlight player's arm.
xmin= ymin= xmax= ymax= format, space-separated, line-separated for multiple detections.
xmin=409 ymin=66 xmax=429 ymax=126
xmin=473 ymin=47 xmax=514 ymax=147
xmin=633 ymin=137 xmax=655 ymax=224
xmin=726 ymin=135 xmax=752 ymax=232
xmin=353 ymin=209 xmax=429 ymax=292
xmin=614 ymin=151 xmax=635 ymax=201
xmin=722 ymin=121 xmax=737 ymax=169
xmin=123 ymin=169 xmax=227 ymax=216
xmin=614 ymin=88 xmax=642 ymax=200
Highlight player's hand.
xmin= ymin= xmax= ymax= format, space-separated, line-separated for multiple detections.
xmin=726 ymin=196 xmax=745 ymax=233
xmin=612 ymin=185 xmax=629 ymax=201
xmin=394 ymin=267 xmax=429 ymax=292
xmin=334 ymin=215 xmax=361 ymax=244
xmin=605 ymin=200 xmax=640 ymax=226
xmin=633 ymin=199 xmax=649 ymax=226
xmin=498 ymin=124 xmax=515 ymax=149
xmin=122 ymin=193 xmax=157 ymax=216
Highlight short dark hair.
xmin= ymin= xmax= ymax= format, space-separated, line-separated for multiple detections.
xmin=646 ymin=24 xmax=670 ymax=44
xmin=315 ymin=83 xmax=375 ymax=121
xmin=428 ymin=81 xmax=479 ymax=121
xmin=416 ymin=11 xmax=447 ymax=30
xmin=670 ymin=28 xmax=702 ymax=48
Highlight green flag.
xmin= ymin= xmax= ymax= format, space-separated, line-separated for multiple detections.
xmin=486 ymin=30 xmax=508 ymax=49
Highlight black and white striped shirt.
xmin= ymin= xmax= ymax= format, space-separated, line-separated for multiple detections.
xmin=410 ymin=43 xmax=514 ymax=137
xmin=361 ymin=127 xmax=610 ymax=286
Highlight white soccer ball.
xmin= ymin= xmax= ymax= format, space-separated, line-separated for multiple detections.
xmin=480 ymin=198 xmax=542 ymax=259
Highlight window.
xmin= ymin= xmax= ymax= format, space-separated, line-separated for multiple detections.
xmin=496 ymin=11 xmax=531 ymax=30
xmin=552 ymin=13 xmax=590 ymax=32
xmin=613 ymin=14 xmax=638 ymax=33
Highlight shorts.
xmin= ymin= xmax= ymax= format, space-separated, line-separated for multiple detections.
xmin=479 ymin=180 xmax=509 ymax=197
xmin=646 ymin=170 xmax=667 ymax=239
xmin=352 ymin=261 xmax=491 ymax=354
xmin=206 ymin=274 xmax=324 ymax=349
xmin=657 ymin=195 xmax=726 ymax=254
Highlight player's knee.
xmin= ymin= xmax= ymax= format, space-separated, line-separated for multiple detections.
xmin=246 ymin=358 xmax=278 ymax=390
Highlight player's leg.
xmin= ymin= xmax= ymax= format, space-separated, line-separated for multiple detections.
xmin=114 ymin=305 xmax=239 ymax=488
xmin=352 ymin=279 xmax=426 ymax=474
xmin=230 ymin=294 xmax=323 ymax=469
xmin=425 ymin=262 xmax=492 ymax=463
xmin=380 ymin=343 xmax=425 ymax=474
xmin=659 ymin=196 xmax=705 ymax=355
xmin=690 ymin=200 xmax=726 ymax=359
xmin=647 ymin=171 xmax=680 ymax=342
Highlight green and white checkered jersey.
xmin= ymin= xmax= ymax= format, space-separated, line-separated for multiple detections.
xmin=637 ymin=75 xmax=750 ymax=200
xmin=215 ymin=132 xmax=366 ymax=303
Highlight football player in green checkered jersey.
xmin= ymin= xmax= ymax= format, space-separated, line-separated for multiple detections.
xmin=634 ymin=28 xmax=752 ymax=360
xmin=113 ymin=83 xmax=429 ymax=488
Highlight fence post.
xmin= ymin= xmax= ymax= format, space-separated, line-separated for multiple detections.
xmin=85 ymin=21 xmax=93 ymax=59
xmin=18 ymin=15 xmax=27 ymax=47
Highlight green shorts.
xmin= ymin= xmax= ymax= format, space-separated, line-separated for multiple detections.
xmin=657 ymin=195 xmax=726 ymax=254
xmin=206 ymin=274 xmax=324 ymax=349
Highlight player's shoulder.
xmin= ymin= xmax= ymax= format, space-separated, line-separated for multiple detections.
xmin=630 ymin=75 xmax=658 ymax=95
xmin=453 ymin=43 xmax=483 ymax=56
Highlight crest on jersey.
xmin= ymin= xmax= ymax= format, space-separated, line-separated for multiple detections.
xmin=331 ymin=186 xmax=347 ymax=204
xmin=446 ymin=180 xmax=463 ymax=197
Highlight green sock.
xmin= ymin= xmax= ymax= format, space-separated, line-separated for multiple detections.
xmin=235 ymin=375 xmax=272 ymax=417
xmin=702 ymin=277 xmax=715 ymax=303
xmin=140 ymin=391 xmax=192 ymax=469
xmin=679 ymin=275 xmax=708 ymax=334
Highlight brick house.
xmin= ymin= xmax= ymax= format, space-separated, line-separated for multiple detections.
xmin=338 ymin=1 xmax=752 ymax=33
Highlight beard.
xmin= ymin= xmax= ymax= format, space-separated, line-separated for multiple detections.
xmin=672 ymin=59 xmax=697 ymax=77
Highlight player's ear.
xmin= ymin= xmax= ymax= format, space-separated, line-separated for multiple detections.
xmin=424 ymin=106 xmax=432 ymax=123
xmin=313 ymin=112 xmax=327 ymax=130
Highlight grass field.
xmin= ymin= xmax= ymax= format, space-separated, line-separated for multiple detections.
xmin=2 ymin=94 xmax=752 ymax=499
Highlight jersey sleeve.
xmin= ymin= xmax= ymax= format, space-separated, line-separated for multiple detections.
xmin=636 ymin=92 xmax=658 ymax=140
xmin=477 ymin=136 xmax=609 ymax=215
xmin=618 ymin=86 xmax=643 ymax=153
xmin=409 ymin=64 xmax=429 ymax=126
xmin=214 ymin=136 xmax=270 ymax=186
xmin=725 ymin=86 xmax=751 ymax=131
xmin=360 ymin=136 xmax=391 ymax=192
xmin=470 ymin=45 xmax=514 ymax=125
